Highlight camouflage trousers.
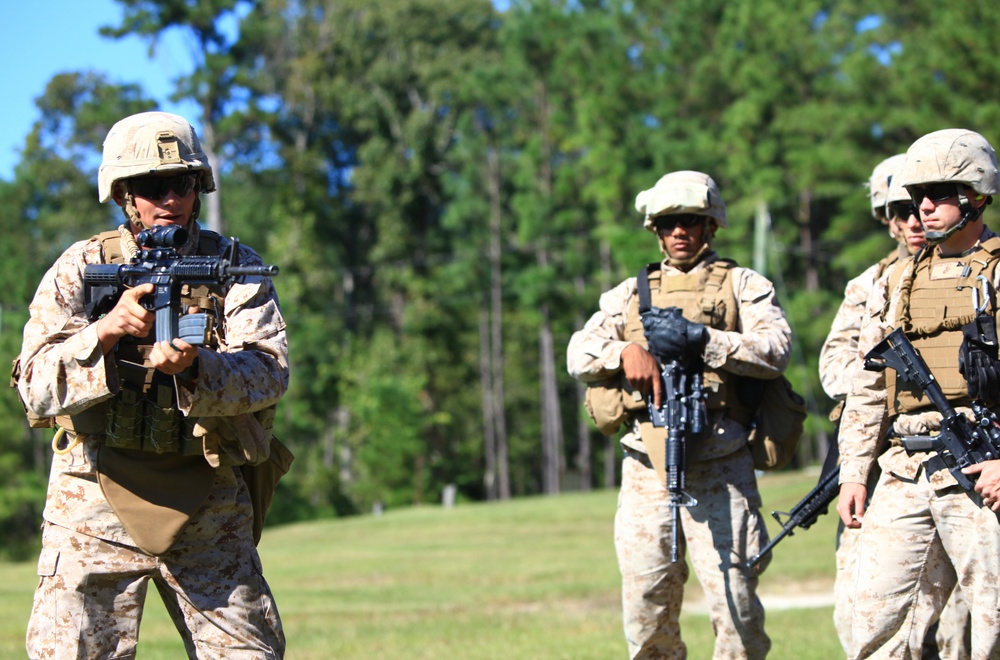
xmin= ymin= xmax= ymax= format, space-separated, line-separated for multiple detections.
xmin=615 ymin=446 xmax=771 ymax=660
xmin=835 ymin=524 xmax=971 ymax=659
xmin=26 ymin=477 xmax=284 ymax=659
xmin=850 ymin=469 xmax=1000 ymax=660
xmin=834 ymin=524 xmax=863 ymax=655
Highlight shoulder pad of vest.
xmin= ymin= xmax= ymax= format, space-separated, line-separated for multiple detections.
xmin=978 ymin=235 xmax=1000 ymax=256
xmin=89 ymin=229 xmax=121 ymax=242
xmin=91 ymin=229 xmax=125 ymax=263
xmin=713 ymin=257 xmax=738 ymax=270
xmin=197 ymin=229 xmax=225 ymax=256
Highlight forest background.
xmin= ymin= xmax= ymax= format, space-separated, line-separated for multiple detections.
xmin=1 ymin=0 xmax=996 ymax=559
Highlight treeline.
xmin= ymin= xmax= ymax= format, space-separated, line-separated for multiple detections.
xmin=2 ymin=0 xmax=1000 ymax=557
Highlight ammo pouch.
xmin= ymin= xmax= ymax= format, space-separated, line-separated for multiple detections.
xmin=584 ymin=374 xmax=647 ymax=435
xmin=106 ymin=358 xmax=201 ymax=456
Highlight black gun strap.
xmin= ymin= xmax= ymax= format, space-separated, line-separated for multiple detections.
xmin=636 ymin=263 xmax=658 ymax=315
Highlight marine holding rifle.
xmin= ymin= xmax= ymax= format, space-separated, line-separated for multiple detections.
xmin=836 ymin=129 xmax=1000 ymax=659
xmin=566 ymin=171 xmax=791 ymax=659
xmin=15 ymin=111 xmax=289 ymax=658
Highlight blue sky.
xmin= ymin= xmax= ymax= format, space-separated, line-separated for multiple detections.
xmin=0 ymin=0 xmax=198 ymax=181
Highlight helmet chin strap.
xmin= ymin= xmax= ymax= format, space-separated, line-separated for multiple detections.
xmin=922 ymin=193 xmax=984 ymax=244
xmin=121 ymin=189 xmax=143 ymax=230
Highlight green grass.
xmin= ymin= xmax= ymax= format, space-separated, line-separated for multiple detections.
xmin=0 ymin=468 xmax=842 ymax=658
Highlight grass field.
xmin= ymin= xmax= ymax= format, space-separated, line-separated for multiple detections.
xmin=0 ymin=468 xmax=843 ymax=658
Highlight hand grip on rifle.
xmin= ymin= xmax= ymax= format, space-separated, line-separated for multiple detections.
xmin=84 ymin=226 xmax=279 ymax=345
xmin=640 ymin=304 xmax=708 ymax=562
xmin=641 ymin=306 xmax=707 ymax=364
xmin=864 ymin=327 xmax=1000 ymax=491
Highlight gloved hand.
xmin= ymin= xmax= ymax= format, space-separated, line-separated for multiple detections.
xmin=959 ymin=315 xmax=1000 ymax=404
xmin=194 ymin=413 xmax=271 ymax=468
xmin=641 ymin=306 xmax=707 ymax=362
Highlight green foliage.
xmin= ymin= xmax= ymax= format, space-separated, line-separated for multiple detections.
xmin=7 ymin=0 xmax=1000 ymax=548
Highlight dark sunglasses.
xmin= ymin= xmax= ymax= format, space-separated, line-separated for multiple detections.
xmin=654 ymin=214 xmax=704 ymax=232
xmin=130 ymin=174 xmax=198 ymax=201
xmin=887 ymin=201 xmax=918 ymax=221
xmin=907 ymin=182 xmax=960 ymax=206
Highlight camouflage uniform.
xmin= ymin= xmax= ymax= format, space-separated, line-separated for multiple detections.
xmin=567 ymin=254 xmax=791 ymax=659
xmin=824 ymin=149 xmax=973 ymax=658
xmin=820 ymin=250 xmax=901 ymax=656
xmin=18 ymin=221 xmax=288 ymax=659
xmin=839 ymin=227 xmax=1000 ymax=660
xmin=820 ymin=248 xmax=905 ymax=403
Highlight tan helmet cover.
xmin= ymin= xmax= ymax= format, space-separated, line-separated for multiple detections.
xmin=897 ymin=129 xmax=1000 ymax=196
xmin=868 ymin=154 xmax=906 ymax=220
xmin=885 ymin=169 xmax=911 ymax=206
xmin=636 ymin=170 xmax=727 ymax=232
xmin=98 ymin=111 xmax=216 ymax=203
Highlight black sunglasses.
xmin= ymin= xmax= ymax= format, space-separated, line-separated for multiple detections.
xmin=654 ymin=214 xmax=704 ymax=232
xmin=130 ymin=174 xmax=199 ymax=201
xmin=907 ymin=182 xmax=960 ymax=206
xmin=887 ymin=201 xmax=918 ymax=221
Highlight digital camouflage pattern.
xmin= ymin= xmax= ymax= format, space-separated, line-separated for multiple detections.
xmin=819 ymin=246 xmax=906 ymax=402
xmin=896 ymin=129 xmax=1000 ymax=196
xmin=616 ymin=447 xmax=771 ymax=659
xmin=567 ymin=257 xmax=791 ymax=459
xmin=567 ymin=254 xmax=790 ymax=658
xmin=98 ymin=111 xmax=216 ymax=203
xmin=821 ymin=249 xmax=970 ymax=657
xmin=18 ymin=222 xmax=288 ymax=659
xmin=27 ymin=485 xmax=284 ymax=659
xmin=839 ymin=228 xmax=1000 ymax=660
xmin=635 ymin=170 xmax=728 ymax=231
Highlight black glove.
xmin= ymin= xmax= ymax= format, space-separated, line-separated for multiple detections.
xmin=959 ymin=315 xmax=1000 ymax=404
xmin=641 ymin=306 xmax=707 ymax=362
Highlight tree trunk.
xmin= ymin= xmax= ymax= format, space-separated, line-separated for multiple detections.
xmin=479 ymin=305 xmax=498 ymax=500
xmin=539 ymin=298 xmax=564 ymax=494
xmin=799 ymin=188 xmax=818 ymax=293
xmin=199 ymin=99 xmax=224 ymax=235
xmin=486 ymin=141 xmax=510 ymax=500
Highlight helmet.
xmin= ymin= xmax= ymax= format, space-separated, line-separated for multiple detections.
xmin=636 ymin=170 xmax=727 ymax=232
xmin=896 ymin=129 xmax=1000 ymax=195
xmin=885 ymin=167 xmax=912 ymax=207
xmin=868 ymin=154 xmax=906 ymax=221
xmin=98 ymin=111 xmax=216 ymax=203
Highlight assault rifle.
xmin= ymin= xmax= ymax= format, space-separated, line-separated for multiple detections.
xmin=745 ymin=465 xmax=840 ymax=569
xmin=648 ymin=359 xmax=706 ymax=563
xmin=84 ymin=225 xmax=279 ymax=345
xmin=863 ymin=327 xmax=1000 ymax=491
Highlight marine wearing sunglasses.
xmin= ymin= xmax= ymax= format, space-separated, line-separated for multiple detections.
xmin=129 ymin=174 xmax=199 ymax=200
xmin=652 ymin=213 xmax=705 ymax=233
xmin=904 ymin=181 xmax=989 ymax=247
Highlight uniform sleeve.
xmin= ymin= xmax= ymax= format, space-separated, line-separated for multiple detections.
xmin=838 ymin=266 xmax=897 ymax=485
xmin=819 ymin=263 xmax=880 ymax=401
xmin=176 ymin=244 xmax=289 ymax=417
xmin=701 ymin=267 xmax=791 ymax=378
xmin=566 ymin=278 xmax=636 ymax=382
xmin=17 ymin=241 xmax=116 ymax=417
